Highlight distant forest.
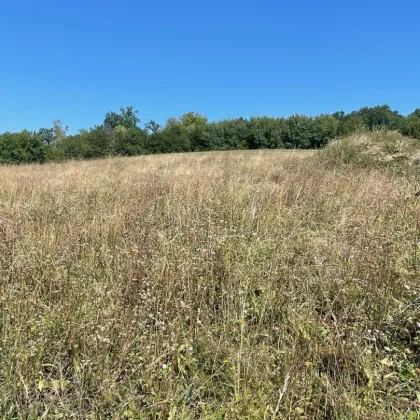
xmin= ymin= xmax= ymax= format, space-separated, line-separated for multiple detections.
xmin=1 ymin=105 xmax=419 ymax=164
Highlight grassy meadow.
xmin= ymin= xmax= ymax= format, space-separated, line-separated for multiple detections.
xmin=0 ymin=140 xmax=419 ymax=418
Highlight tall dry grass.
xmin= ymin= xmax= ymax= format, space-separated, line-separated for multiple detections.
xmin=0 ymin=149 xmax=419 ymax=419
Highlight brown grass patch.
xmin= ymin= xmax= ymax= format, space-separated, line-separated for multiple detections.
xmin=0 ymin=149 xmax=419 ymax=418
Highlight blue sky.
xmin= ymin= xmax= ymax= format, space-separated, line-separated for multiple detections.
xmin=1 ymin=0 xmax=419 ymax=133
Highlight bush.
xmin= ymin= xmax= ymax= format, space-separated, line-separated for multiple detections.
xmin=0 ymin=131 xmax=47 ymax=164
xmin=401 ymin=114 xmax=420 ymax=139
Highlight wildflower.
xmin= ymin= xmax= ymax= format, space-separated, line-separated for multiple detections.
xmin=161 ymin=364 xmax=168 ymax=370
xmin=380 ymin=358 xmax=393 ymax=367
xmin=404 ymin=284 xmax=410 ymax=290
xmin=321 ymin=374 xmax=329 ymax=383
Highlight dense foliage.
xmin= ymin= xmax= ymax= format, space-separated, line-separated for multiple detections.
xmin=1 ymin=105 xmax=419 ymax=163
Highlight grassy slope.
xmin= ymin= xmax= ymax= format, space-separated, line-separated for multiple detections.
xmin=319 ymin=130 xmax=420 ymax=176
xmin=0 ymin=147 xmax=419 ymax=419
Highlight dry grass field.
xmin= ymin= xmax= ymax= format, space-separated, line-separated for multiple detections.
xmin=0 ymin=143 xmax=419 ymax=418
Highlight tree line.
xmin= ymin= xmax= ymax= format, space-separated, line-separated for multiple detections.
xmin=1 ymin=105 xmax=419 ymax=164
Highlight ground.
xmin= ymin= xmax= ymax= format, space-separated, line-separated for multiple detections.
xmin=0 ymin=147 xmax=419 ymax=419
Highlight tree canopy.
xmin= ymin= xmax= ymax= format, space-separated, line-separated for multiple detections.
xmin=0 ymin=104 xmax=419 ymax=164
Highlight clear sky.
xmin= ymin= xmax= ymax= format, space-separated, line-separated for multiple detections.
xmin=1 ymin=0 xmax=419 ymax=133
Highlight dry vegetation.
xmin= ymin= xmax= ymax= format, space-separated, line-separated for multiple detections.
xmin=0 ymin=143 xmax=419 ymax=419
xmin=319 ymin=131 xmax=420 ymax=176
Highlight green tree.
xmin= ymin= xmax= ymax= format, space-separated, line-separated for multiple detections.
xmin=62 ymin=127 xmax=111 ymax=159
xmin=178 ymin=112 xmax=209 ymax=150
xmin=339 ymin=115 xmax=366 ymax=136
xmin=53 ymin=119 xmax=69 ymax=145
xmin=208 ymin=118 xmax=250 ymax=150
xmin=311 ymin=115 xmax=339 ymax=148
xmin=401 ymin=111 xmax=420 ymax=139
xmin=104 ymin=106 xmax=140 ymax=130
xmin=285 ymin=115 xmax=314 ymax=148
xmin=248 ymin=117 xmax=287 ymax=149
xmin=38 ymin=128 xmax=55 ymax=146
xmin=0 ymin=131 xmax=47 ymax=164
xmin=61 ymin=131 xmax=90 ymax=159
xmin=158 ymin=118 xmax=191 ymax=153
xmin=144 ymin=120 xmax=161 ymax=135
xmin=357 ymin=105 xmax=404 ymax=131
xmin=332 ymin=111 xmax=346 ymax=121
xmin=112 ymin=126 xmax=148 ymax=156
xmin=85 ymin=127 xmax=112 ymax=158
xmin=411 ymin=109 xmax=420 ymax=118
